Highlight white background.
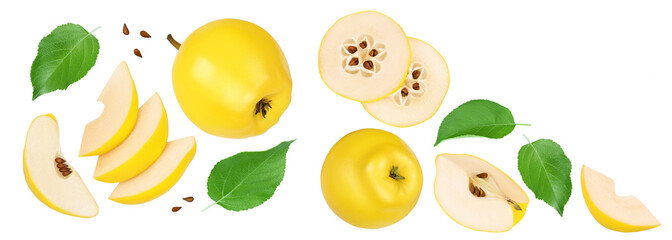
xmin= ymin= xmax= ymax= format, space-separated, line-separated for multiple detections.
xmin=1 ymin=0 xmax=670 ymax=239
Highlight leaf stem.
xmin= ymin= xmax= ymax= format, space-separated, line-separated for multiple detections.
xmin=515 ymin=123 xmax=532 ymax=126
xmin=90 ymin=26 xmax=102 ymax=34
xmin=201 ymin=202 xmax=218 ymax=212
xmin=523 ymin=134 xmax=532 ymax=144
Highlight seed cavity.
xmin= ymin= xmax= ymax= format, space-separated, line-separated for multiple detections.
xmin=363 ymin=60 xmax=373 ymax=70
xmin=469 ymin=172 xmax=522 ymax=211
xmin=401 ymin=88 xmax=409 ymax=97
xmin=55 ymin=158 xmax=72 ymax=177
xmin=412 ymin=82 xmax=420 ymax=91
xmin=412 ymin=69 xmax=421 ymax=79
xmin=359 ymin=41 xmax=367 ymax=49
xmin=348 ymin=57 xmax=359 ymax=66
xmin=476 ymin=173 xmax=488 ymax=178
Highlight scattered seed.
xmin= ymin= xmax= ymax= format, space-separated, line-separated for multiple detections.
xmin=348 ymin=57 xmax=359 ymax=66
xmin=62 ymin=171 xmax=71 ymax=177
xmin=183 ymin=196 xmax=194 ymax=202
xmin=469 ymin=182 xmax=475 ymax=194
xmin=476 ymin=173 xmax=488 ymax=178
xmin=167 ymin=34 xmax=182 ymax=50
xmin=401 ymin=88 xmax=409 ymax=97
xmin=369 ymin=49 xmax=378 ymax=57
xmin=122 ymin=23 xmax=129 ymax=35
xmin=412 ymin=82 xmax=420 ymax=90
xmin=140 ymin=30 xmax=151 ymax=38
xmin=363 ymin=60 xmax=373 ymax=70
xmin=172 ymin=207 xmax=182 ymax=212
xmin=346 ymin=46 xmax=357 ymax=54
xmin=55 ymin=158 xmax=65 ymax=163
xmin=412 ymin=69 xmax=421 ymax=79
xmin=359 ymin=41 xmax=367 ymax=49
xmin=134 ymin=48 xmax=143 ymax=58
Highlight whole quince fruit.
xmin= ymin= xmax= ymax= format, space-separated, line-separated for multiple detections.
xmin=172 ymin=19 xmax=292 ymax=138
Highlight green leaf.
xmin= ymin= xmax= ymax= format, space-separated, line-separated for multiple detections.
xmin=517 ymin=136 xmax=572 ymax=216
xmin=434 ymin=99 xmax=529 ymax=146
xmin=30 ymin=23 xmax=100 ymax=100
xmin=204 ymin=140 xmax=296 ymax=212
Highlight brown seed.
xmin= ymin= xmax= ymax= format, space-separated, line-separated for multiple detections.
xmin=479 ymin=188 xmax=486 ymax=197
xmin=401 ymin=88 xmax=409 ymax=97
xmin=59 ymin=168 xmax=70 ymax=172
xmin=363 ymin=60 xmax=373 ymax=70
xmin=172 ymin=207 xmax=182 ymax=212
xmin=469 ymin=182 xmax=475 ymax=194
xmin=473 ymin=187 xmax=481 ymax=197
xmin=56 ymin=163 xmax=67 ymax=168
xmin=412 ymin=82 xmax=420 ymax=90
xmin=476 ymin=173 xmax=488 ymax=178
xmin=140 ymin=30 xmax=151 ymax=38
xmin=123 ymin=23 xmax=129 ymax=35
xmin=348 ymin=57 xmax=359 ymax=66
xmin=134 ymin=48 xmax=143 ymax=58
xmin=346 ymin=46 xmax=357 ymax=54
xmin=369 ymin=49 xmax=378 ymax=57
xmin=55 ymin=158 xmax=65 ymax=163
xmin=359 ymin=41 xmax=367 ymax=49
xmin=62 ymin=171 xmax=72 ymax=177
xmin=412 ymin=69 xmax=421 ymax=79
xmin=183 ymin=196 xmax=194 ymax=202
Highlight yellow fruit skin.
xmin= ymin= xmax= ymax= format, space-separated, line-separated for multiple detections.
xmin=94 ymin=107 xmax=169 ymax=183
xmin=581 ymin=167 xmax=660 ymax=232
xmin=23 ymin=114 xmax=98 ymax=218
xmin=109 ymin=142 xmax=196 ymax=204
xmin=433 ymin=154 xmax=528 ymax=233
xmin=80 ymin=83 xmax=138 ymax=157
xmin=321 ymin=129 xmax=422 ymax=229
xmin=172 ymin=19 xmax=291 ymax=138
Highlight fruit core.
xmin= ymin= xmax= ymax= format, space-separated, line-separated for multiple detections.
xmin=342 ymin=35 xmax=387 ymax=77
xmin=393 ymin=64 xmax=426 ymax=106
xmin=54 ymin=157 xmax=72 ymax=177
xmin=468 ymin=171 xmax=522 ymax=211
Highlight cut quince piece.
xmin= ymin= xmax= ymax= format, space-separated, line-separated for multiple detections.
xmin=109 ymin=137 xmax=196 ymax=204
xmin=80 ymin=62 xmax=138 ymax=157
xmin=24 ymin=114 xmax=98 ymax=218
xmin=363 ymin=38 xmax=449 ymax=127
xmin=94 ymin=93 xmax=168 ymax=183
xmin=434 ymin=154 xmax=528 ymax=232
xmin=581 ymin=165 xmax=660 ymax=232
xmin=318 ymin=11 xmax=410 ymax=102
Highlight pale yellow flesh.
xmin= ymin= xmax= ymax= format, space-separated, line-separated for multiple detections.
xmin=80 ymin=61 xmax=138 ymax=156
xmin=434 ymin=154 xmax=528 ymax=232
xmin=109 ymin=137 xmax=196 ymax=204
xmin=24 ymin=114 xmax=98 ymax=218
xmin=581 ymin=166 xmax=660 ymax=232
xmin=319 ymin=11 xmax=410 ymax=102
xmin=363 ymin=38 xmax=449 ymax=127
xmin=94 ymin=93 xmax=168 ymax=183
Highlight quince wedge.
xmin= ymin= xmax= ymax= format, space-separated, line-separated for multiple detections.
xmin=94 ymin=93 xmax=168 ymax=183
